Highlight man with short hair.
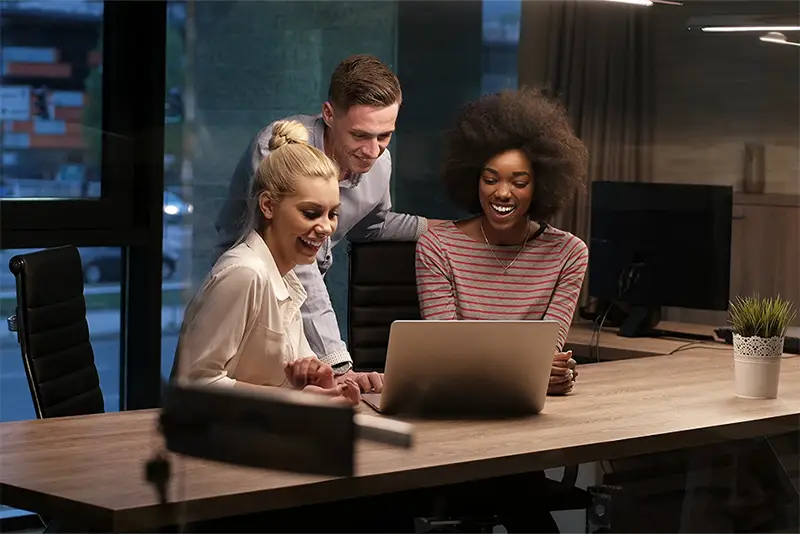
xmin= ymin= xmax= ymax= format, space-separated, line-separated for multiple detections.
xmin=216 ymin=54 xmax=438 ymax=393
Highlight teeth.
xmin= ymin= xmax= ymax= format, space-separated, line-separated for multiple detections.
xmin=300 ymin=237 xmax=323 ymax=248
xmin=491 ymin=204 xmax=515 ymax=214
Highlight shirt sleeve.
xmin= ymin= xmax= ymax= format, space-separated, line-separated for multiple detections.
xmin=544 ymin=237 xmax=589 ymax=350
xmin=175 ymin=265 xmax=265 ymax=387
xmin=415 ymin=230 xmax=458 ymax=320
xmin=293 ymin=262 xmax=352 ymax=368
xmin=346 ymin=152 xmax=427 ymax=242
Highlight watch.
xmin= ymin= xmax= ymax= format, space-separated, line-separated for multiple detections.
xmin=332 ymin=361 xmax=352 ymax=375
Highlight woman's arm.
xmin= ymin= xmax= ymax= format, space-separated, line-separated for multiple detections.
xmin=415 ymin=231 xmax=458 ymax=320
xmin=175 ymin=265 xmax=265 ymax=387
xmin=543 ymin=237 xmax=589 ymax=350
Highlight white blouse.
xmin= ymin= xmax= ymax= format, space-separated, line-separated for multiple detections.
xmin=173 ymin=230 xmax=315 ymax=388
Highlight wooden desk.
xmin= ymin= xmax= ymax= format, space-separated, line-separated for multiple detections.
xmin=565 ymin=321 xmax=719 ymax=361
xmin=1 ymin=349 xmax=798 ymax=531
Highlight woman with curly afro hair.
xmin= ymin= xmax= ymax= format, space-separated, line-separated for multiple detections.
xmin=411 ymin=89 xmax=591 ymax=533
xmin=416 ymin=88 xmax=589 ymax=396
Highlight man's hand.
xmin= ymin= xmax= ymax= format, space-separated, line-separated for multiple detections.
xmin=335 ymin=370 xmax=384 ymax=393
xmin=303 ymin=378 xmax=361 ymax=406
xmin=285 ymin=357 xmax=335 ymax=390
xmin=548 ymin=350 xmax=577 ymax=396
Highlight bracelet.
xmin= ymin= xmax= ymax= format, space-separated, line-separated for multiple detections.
xmin=332 ymin=361 xmax=352 ymax=375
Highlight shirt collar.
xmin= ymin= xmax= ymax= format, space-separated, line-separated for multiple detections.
xmin=311 ymin=116 xmax=362 ymax=188
xmin=243 ymin=230 xmax=306 ymax=304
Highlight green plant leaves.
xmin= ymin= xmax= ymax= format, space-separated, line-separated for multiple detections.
xmin=728 ymin=294 xmax=797 ymax=338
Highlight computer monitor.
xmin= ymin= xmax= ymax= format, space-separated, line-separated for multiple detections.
xmin=588 ymin=181 xmax=733 ymax=339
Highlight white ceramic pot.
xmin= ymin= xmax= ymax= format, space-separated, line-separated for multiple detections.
xmin=733 ymin=333 xmax=785 ymax=399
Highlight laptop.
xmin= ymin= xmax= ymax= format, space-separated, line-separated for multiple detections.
xmin=362 ymin=320 xmax=560 ymax=417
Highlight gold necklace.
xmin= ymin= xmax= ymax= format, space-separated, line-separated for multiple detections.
xmin=480 ymin=219 xmax=530 ymax=275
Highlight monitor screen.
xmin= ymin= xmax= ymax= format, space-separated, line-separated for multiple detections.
xmin=589 ymin=182 xmax=733 ymax=312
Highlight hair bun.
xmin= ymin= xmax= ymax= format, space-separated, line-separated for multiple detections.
xmin=268 ymin=120 xmax=309 ymax=151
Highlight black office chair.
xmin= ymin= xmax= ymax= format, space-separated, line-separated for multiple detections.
xmin=348 ymin=240 xmax=420 ymax=372
xmin=347 ymin=241 xmax=592 ymax=531
xmin=7 ymin=246 xmax=105 ymax=419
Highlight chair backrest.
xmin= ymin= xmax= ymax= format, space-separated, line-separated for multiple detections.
xmin=347 ymin=241 xmax=420 ymax=371
xmin=9 ymin=246 xmax=105 ymax=418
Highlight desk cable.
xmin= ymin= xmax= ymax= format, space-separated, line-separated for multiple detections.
xmin=590 ymin=305 xmax=613 ymax=363
xmin=591 ymin=263 xmax=642 ymax=362
xmin=667 ymin=340 xmax=729 ymax=355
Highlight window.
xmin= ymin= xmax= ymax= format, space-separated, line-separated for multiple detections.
xmin=0 ymin=0 xmax=166 ymax=406
xmin=0 ymin=1 xmax=165 ymax=251
xmin=159 ymin=0 xmax=399 ymax=374
xmin=0 ymin=0 xmax=104 ymax=200
xmin=157 ymin=1 xmax=526 ymax=364
xmin=0 ymin=1 xmax=166 ymax=528
xmin=482 ymin=0 xmax=521 ymax=94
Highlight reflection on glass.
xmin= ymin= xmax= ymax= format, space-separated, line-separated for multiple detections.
xmin=0 ymin=0 xmax=104 ymax=199
xmin=160 ymin=210 xmax=190 ymax=378
xmin=159 ymin=1 xmax=189 ymax=379
xmin=157 ymin=1 xmax=526 ymax=378
xmin=482 ymin=0 xmax=520 ymax=94
xmin=0 ymin=246 xmax=121 ymax=422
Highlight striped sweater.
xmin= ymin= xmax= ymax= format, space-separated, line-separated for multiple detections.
xmin=415 ymin=221 xmax=589 ymax=350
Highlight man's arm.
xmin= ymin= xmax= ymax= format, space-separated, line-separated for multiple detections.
xmin=294 ymin=257 xmax=387 ymax=393
xmin=344 ymin=151 xmax=428 ymax=242
xmin=347 ymin=185 xmax=427 ymax=243
xmin=293 ymin=262 xmax=352 ymax=370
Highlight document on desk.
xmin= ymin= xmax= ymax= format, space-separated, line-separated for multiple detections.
xmin=362 ymin=393 xmax=382 ymax=413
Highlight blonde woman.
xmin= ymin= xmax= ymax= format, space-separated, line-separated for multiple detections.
xmin=172 ymin=120 xmax=360 ymax=405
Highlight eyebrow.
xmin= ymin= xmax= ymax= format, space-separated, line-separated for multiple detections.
xmin=350 ymin=128 xmax=394 ymax=138
xmin=483 ymin=167 xmax=531 ymax=178
xmin=299 ymin=201 xmax=341 ymax=211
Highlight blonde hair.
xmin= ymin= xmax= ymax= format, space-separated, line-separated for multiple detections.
xmin=242 ymin=120 xmax=340 ymax=239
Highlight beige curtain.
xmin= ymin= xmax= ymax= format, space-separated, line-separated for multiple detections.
xmin=518 ymin=0 xmax=653 ymax=242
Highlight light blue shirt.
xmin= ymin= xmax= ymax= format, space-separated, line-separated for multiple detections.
xmin=215 ymin=115 xmax=426 ymax=369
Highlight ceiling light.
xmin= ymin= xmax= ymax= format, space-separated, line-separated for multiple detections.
xmin=602 ymin=0 xmax=654 ymax=6
xmin=760 ymin=31 xmax=800 ymax=46
xmin=702 ymin=26 xmax=800 ymax=33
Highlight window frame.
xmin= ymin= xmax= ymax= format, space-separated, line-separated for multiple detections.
xmin=0 ymin=0 xmax=168 ymax=410
xmin=0 ymin=2 xmax=166 ymax=246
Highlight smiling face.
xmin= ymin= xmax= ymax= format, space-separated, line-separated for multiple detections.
xmin=479 ymin=149 xmax=534 ymax=233
xmin=322 ymin=102 xmax=398 ymax=176
xmin=260 ymin=176 xmax=341 ymax=275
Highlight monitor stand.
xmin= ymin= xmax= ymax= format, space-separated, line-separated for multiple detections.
xmin=617 ymin=305 xmax=715 ymax=342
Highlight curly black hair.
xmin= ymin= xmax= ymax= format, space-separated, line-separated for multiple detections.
xmin=441 ymin=88 xmax=589 ymax=222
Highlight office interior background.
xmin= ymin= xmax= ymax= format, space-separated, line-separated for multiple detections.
xmin=0 ymin=0 xmax=797 ymax=528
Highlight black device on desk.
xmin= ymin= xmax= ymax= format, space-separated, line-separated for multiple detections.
xmin=587 ymin=181 xmax=733 ymax=340
xmin=145 ymin=381 xmax=413 ymax=509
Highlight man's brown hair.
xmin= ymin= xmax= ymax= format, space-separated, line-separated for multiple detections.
xmin=327 ymin=54 xmax=402 ymax=111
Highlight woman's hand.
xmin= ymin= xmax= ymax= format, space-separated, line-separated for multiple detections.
xmin=303 ymin=379 xmax=362 ymax=406
xmin=548 ymin=350 xmax=577 ymax=396
xmin=285 ymin=358 xmax=361 ymax=405
xmin=284 ymin=357 xmax=335 ymax=390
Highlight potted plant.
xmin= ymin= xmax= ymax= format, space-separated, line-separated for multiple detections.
xmin=729 ymin=295 xmax=797 ymax=399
